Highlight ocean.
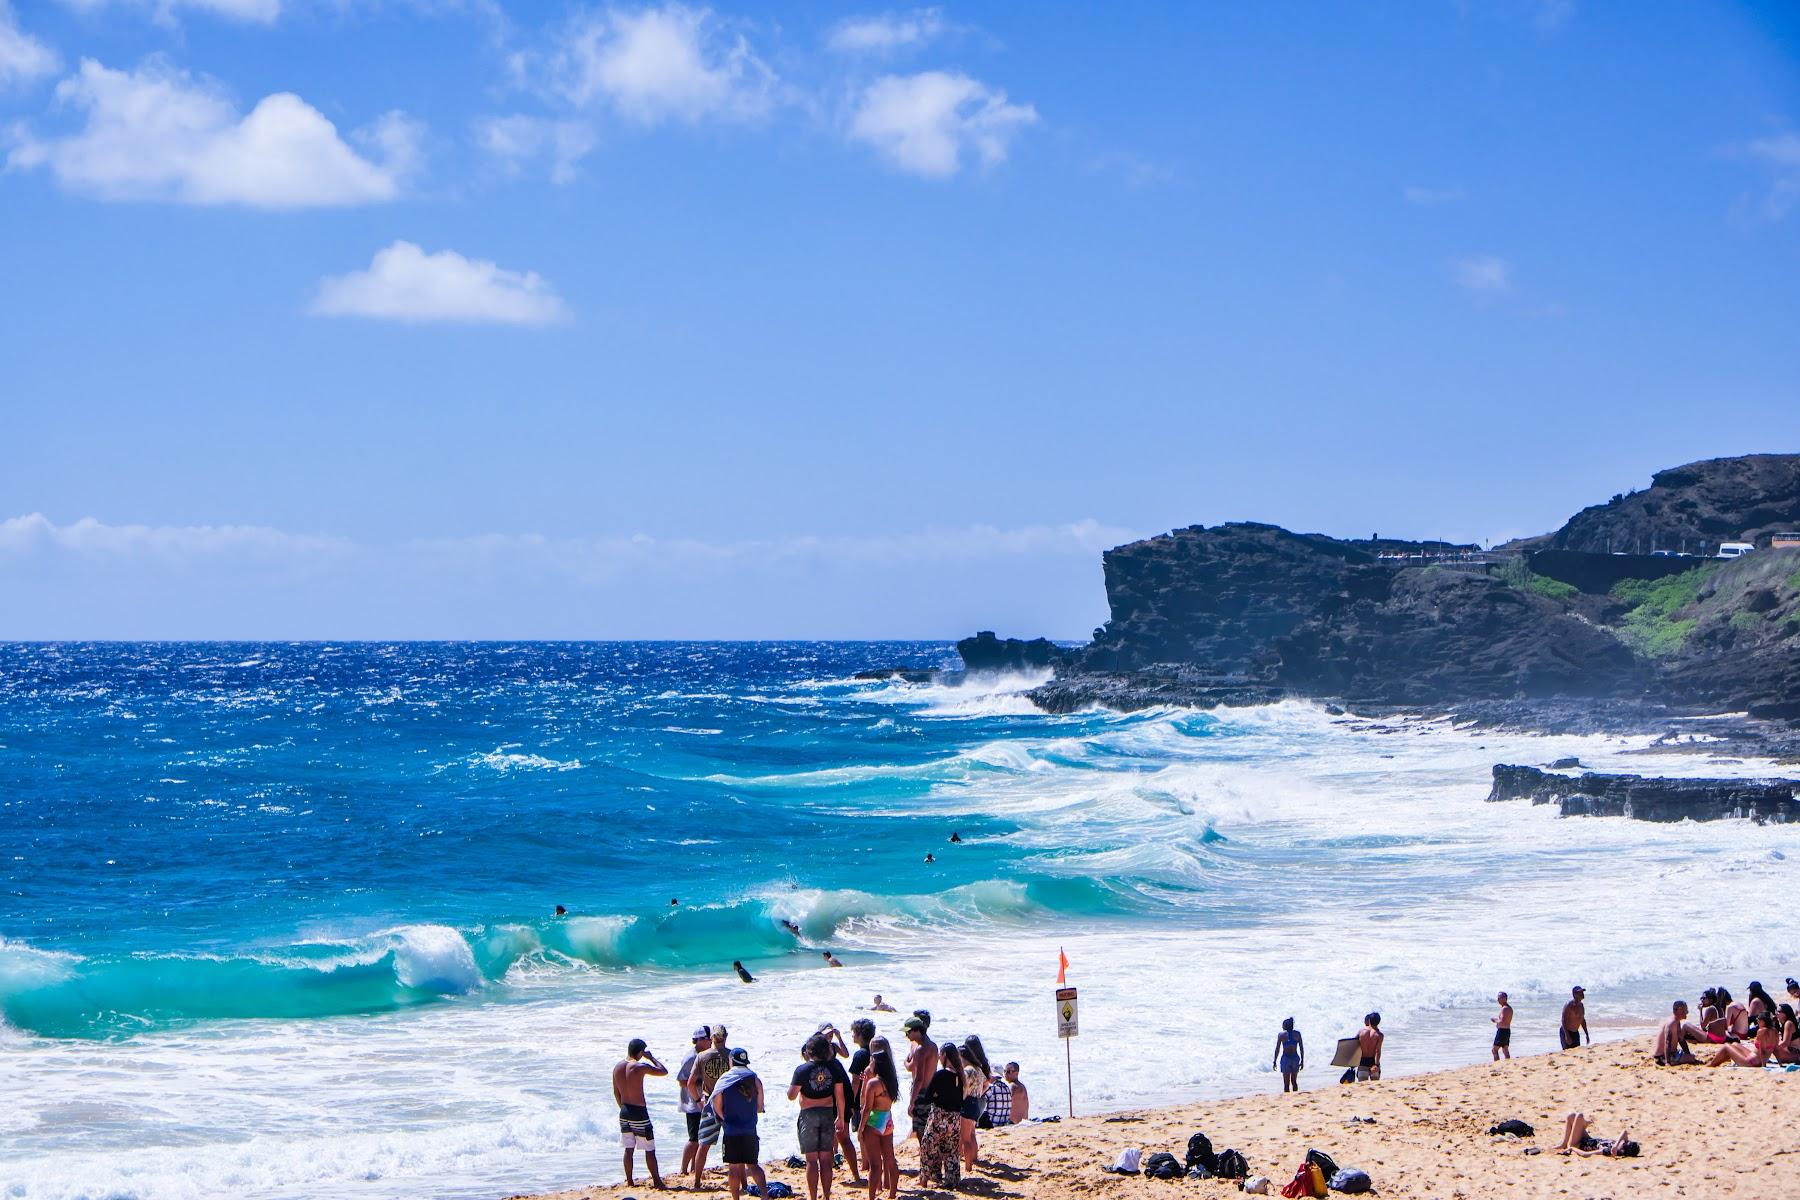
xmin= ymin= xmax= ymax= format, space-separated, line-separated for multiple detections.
xmin=4 ymin=641 xmax=1798 ymax=1200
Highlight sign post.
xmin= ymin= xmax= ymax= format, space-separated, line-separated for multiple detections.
xmin=1055 ymin=985 xmax=1078 ymax=1118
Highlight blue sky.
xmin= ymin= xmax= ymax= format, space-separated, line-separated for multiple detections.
xmin=1 ymin=0 xmax=1797 ymax=638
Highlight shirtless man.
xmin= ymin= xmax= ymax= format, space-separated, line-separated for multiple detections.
xmin=1005 ymin=1062 xmax=1028 ymax=1122
xmin=1355 ymin=1012 xmax=1383 ymax=1081
xmin=1491 ymin=992 xmax=1514 ymax=1061
xmin=1560 ymin=986 xmax=1589 ymax=1050
xmin=1654 ymin=1000 xmax=1701 ymax=1065
xmin=871 ymin=995 xmax=896 ymax=1012
xmin=902 ymin=1016 xmax=938 ymax=1140
xmin=613 ymin=1038 xmax=669 ymax=1189
xmin=823 ymin=950 xmax=843 ymax=968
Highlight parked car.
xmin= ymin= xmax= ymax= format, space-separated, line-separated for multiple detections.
xmin=1717 ymin=542 xmax=1755 ymax=559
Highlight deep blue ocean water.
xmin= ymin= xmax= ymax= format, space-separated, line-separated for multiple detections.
xmin=5 ymin=642 xmax=1798 ymax=1200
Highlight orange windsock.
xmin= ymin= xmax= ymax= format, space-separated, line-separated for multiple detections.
xmin=1057 ymin=947 xmax=1069 ymax=985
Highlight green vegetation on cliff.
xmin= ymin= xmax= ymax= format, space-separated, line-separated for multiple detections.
xmin=1611 ymin=565 xmax=1719 ymax=657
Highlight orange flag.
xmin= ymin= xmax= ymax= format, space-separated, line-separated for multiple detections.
xmin=1056 ymin=947 xmax=1069 ymax=985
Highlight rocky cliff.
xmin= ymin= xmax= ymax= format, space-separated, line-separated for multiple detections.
xmin=961 ymin=453 xmax=1800 ymax=730
xmin=1549 ymin=454 xmax=1800 ymax=554
xmin=1487 ymin=764 xmax=1799 ymax=823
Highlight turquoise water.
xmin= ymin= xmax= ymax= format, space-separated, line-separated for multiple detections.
xmin=4 ymin=642 xmax=1798 ymax=1199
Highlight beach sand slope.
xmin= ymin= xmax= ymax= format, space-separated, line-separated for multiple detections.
xmin=518 ymin=1038 xmax=1800 ymax=1200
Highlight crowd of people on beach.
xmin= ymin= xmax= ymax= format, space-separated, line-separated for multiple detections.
xmin=1654 ymin=976 xmax=1800 ymax=1067
xmin=609 ymin=1002 xmax=1029 ymax=1198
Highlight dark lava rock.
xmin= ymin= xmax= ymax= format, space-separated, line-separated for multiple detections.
xmin=1550 ymin=454 xmax=1800 ymax=554
xmin=1547 ymin=756 xmax=1583 ymax=770
xmin=1486 ymin=764 xmax=1800 ymax=823
xmin=955 ymin=631 xmax=1064 ymax=673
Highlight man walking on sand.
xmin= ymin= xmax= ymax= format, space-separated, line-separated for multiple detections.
xmin=613 ymin=1038 xmax=670 ymax=1189
xmin=1560 ymin=986 xmax=1589 ymax=1050
xmin=1491 ymin=992 xmax=1514 ymax=1061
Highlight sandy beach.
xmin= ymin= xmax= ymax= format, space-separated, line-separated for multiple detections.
xmin=518 ymin=1036 xmax=1800 ymax=1200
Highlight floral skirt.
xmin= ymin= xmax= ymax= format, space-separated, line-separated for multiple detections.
xmin=919 ymin=1107 xmax=962 ymax=1187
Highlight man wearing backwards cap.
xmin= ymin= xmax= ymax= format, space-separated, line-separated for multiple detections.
xmin=677 ymin=1026 xmax=712 ymax=1175
xmin=1560 ymin=986 xmax=1590 ymax=1050
xmin=902 ymin=1016 xmax=938 ymax=1142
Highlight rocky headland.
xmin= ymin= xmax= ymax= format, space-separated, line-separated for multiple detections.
xmin=950 ymin=454 xmax=1800 ymax=756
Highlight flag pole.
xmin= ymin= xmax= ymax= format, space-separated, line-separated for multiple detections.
xmin=1065 ymin=1035 xmax=1073 ymax=1118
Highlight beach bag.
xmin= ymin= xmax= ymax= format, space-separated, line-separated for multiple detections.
xmin=1243 ymin=1178 xmax=1272 ymax=1195
xmin=1305 ymin=1149 xmax=1341 ymax=1180
xmin=1281 ymin=1162 xmax=1327 ymax=1199
xmin=1143 ymin=1152 xmax=1181 ymax=1180
xmin=1215 ymin=1148 xmax=1249 ymax=1179
xmin=1184 ymin=1132 xmax=1217 ymax=1173
xmin=1328 ymin=1168 xmax=1371 ymax=1194
xmin=1488 ymin=1119 xmax=1534 ymax=1138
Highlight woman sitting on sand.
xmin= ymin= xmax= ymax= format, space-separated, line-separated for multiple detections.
xmin=1723 ymin=989 xmax=1750 ymax=1040
xmin=1550 ymin=1113 xmax=1639 ymax=1158
xmin=858 ymin=1038 xmax=899 ymax=1200
xmin=1747 ymin=980 xmax=1779 ymax=1025
xmin=1698 ymin=989 xmax=1726 ymax=1041
xmin=1707 ymin=1016 xmax=1781 ymax=1068
xmin=1777 ymin=1005 xmax=1800 ymax=1064
xmin=918 ymin=1043 xmax=965 ymax=1189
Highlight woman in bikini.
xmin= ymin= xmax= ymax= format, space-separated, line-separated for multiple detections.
xmin=858 ymin=1038 xmax=899 ymax=1200
xmin=1707 ymin=1015 xmax=1781 ymax=1067
xmin=1550 ymin=1112 xmax=1638 ymax=1157
xmin=958 ymin=1034 xmax=993 ymax=1174
xmin=1272 ymin=1017 xmax=1304 ymax=1093
xmin=1775 ymin=1005 xmax=1800 ymax=1064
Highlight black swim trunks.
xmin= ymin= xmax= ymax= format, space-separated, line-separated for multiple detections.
xmin=1558 ymin=1027 xmax=1581 ymax=1050
xmin=1493 ymin=1027 xmax=1512 ymax=1048
xmin=619 ymin=1102 xmax=655 ymax=1150
xmin=723 ymin=1132 xmax=760 ymax=1165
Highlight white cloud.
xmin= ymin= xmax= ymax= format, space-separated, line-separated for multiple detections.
xmin=552 ymin=3 xmax=776 ymax=124
xmin=0 ymin=2 xmax=58 ymax=88
xmin=849 ymin=70 xmax=1036 ymax=177
xmin=1451 ymin=253 xmax=1511 ymax=294
xmin=1403 ymin=184 xmax=1465 ymax=206
xmin=826 ymin=7 xmax=946 ymax=55
xmin=7 ymin=58 xmax=419 ymax=207
xmin=58 ymin=0 xmax=282 ymax=24
xmin=1742 ymin=132 xmax=1800 ymax=219
xmin=0 ymin=512 xmax=348 ymax=559
xmin=474 ymin=114 xmax=595 ymax=183
xmin=310 ymin=240 xmax=569 ymax=325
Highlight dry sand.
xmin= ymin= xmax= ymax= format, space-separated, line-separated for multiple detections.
xmin=516 ymin=1037 xmax=1800 ymax=1200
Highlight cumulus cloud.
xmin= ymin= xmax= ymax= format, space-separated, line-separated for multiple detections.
xmin=474 ymin=114 xmax=595 ymax=183
xmin=1403 ymin=184 xmax=1465 ymax=206
xmin=6 ymin=58 xmax=420 ymax=207
xmin=58 ymin=0 xmax=282 ymax=24
xmin=310 ymin=240 xmax=569 ymax=325
xmin=826 ymin=7 xmax=947 ymax=55
xmin=1451 ymin=253 xmax=1511 ymax=294
xmin=849 ymin=70 xmax=1036 ymax=177
xmin=551 ymin=3 xmax=776 ymax=124
xmin=0 ymin=512 xmax=348 ymax=559
xmin=0 ymin=2 xmax=58 ymax=88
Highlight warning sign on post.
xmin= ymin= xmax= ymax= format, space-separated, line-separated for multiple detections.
xmin=1055 ymin=986 xmax=1079 ymax=1038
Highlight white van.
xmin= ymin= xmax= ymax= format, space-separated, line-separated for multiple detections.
xmin=1717 ymin=542 xmax=1755 ymax=559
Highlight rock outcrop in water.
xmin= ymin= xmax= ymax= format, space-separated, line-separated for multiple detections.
xmin=1486 ymin=764 xmax=1800 ymax=823
xmin=956 ymin=453 xmax=1800 ymax=740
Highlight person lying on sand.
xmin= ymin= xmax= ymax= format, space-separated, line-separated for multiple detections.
xmin=1550 ymin=1112 xmax=1638 ymax=1157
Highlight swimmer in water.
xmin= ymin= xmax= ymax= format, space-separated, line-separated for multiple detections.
xmin=923 ymin=853 xmax=935 ymax=864
xmin=872 ymin=995 xmax=896 ymax=1012
xmin=670 ymin=898 xmax=679 ymax=906
xmin=780 ymin=919 xmax=803 ymax=937
xmin=949 ymin=832 xmax=961 ymax=843
xmin=555 ymin=905 xmax=567 ymax=916
xmin=734 ymin=960 xmax=755 ymax=984
xmin=823 ymin=951 xmax=843 ymax=967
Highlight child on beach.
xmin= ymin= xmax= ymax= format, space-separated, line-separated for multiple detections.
xmin=1272 ymin=1018 xmax=1304 ymax=1092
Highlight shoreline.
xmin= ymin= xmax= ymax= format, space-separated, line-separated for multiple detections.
xmin=514 ymin=1035 xmax=1800 ymax=1199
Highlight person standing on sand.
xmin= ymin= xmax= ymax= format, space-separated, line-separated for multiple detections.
xmin=1355 ymin=1013 xmax=1383 ymax=1081
xmin=1560 ymin=986 xmax=1589 ymax=1050
xmin=678 ymin=1026 xmax=712 ymax=1175
xmin=1005 ymin=1062 xmax=1028 ymax=1122
xmin=1272 ymin=1017 xmax=1304 ymax=1092
xmin=713 ymin=1049 xmax=768 ymax=1200
xmin=1491 ymin=992 xmax=1514 ymax=1061
xmin=902 ymin=1017 xmax=938 ymax=1141
xmin=917 ymin=1043 xmax=965 ymax=1188
xmin=789 ymin=1034 xmax=846 ymax=1200
xmin=858 ymin=1037 xmax=900 ymax=1200
xmin=691 ymin=1024 xmax=735 ymax=1189
xmin=613 ymin=1038 xmax=669 ymax=1190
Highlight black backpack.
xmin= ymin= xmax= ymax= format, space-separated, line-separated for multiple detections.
xmin=1184 ymin=1132 xmax=1217 ymax=1173
xmin=1305 ymin=1148 xmax=1340 ymax=1180
xmin=1488 ymin=1119 xmax=1534 ymax=1137
xmin=1214 ymin=1148 xmax=1248 ymax=1179
xmin=1142 ymin=1152 xmax=1181 ymax=1180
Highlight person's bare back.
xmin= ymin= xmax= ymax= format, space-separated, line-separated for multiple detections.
xmin=614 ymin=1053 xmax=664 ymax=1106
